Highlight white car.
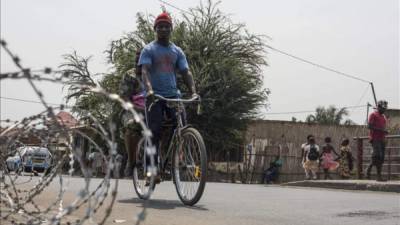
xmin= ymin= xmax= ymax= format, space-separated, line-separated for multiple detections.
xmin=6 ymin=146 xmax=52 ymax=173
xmin=6 ymin=150 xmax=23 ymax=173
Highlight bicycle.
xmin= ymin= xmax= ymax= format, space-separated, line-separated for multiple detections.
xmin=132 ymin=94 xmax=207 ymax=206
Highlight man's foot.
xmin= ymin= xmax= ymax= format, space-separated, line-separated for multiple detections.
xmin=145 ymin=175 xmax=162 ymax=186
xmin=124 ymin=163 xmax=134 ymax=177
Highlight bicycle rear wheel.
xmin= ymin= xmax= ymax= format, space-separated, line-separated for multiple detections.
xmin=172 ymin=127 xmax=207 ymax=206
xmin=132 ymin=137 xmax=156 ymax=200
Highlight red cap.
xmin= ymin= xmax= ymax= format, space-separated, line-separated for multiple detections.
xmin=154 ymin=12 xmax=172 ymax=28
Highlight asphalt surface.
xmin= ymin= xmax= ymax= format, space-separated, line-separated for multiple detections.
xmin=3 ymin=175 xmax=400 ymax=225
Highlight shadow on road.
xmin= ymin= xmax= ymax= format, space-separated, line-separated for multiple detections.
xmin=118 ymin=198 xmax=209 ymax=211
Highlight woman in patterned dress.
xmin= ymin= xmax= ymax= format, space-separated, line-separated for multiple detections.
xmin=338 ymin=139 xmax=354 ymax=179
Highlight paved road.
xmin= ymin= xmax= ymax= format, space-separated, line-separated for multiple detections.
xmin=3 ymin=175 xmax=400 ymax=225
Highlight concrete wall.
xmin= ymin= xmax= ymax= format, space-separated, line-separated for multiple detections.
xmin=386 ymin=109 xmax=400 ymax=134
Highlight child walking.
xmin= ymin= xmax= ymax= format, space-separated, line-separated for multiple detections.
xmin=320 ymin=137 xmax=339 ymax=179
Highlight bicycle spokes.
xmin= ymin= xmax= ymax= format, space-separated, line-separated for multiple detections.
xmin=133 ymin=137 xmax=156 ymax=199
xmin=173 ymin=128 xmax=206 ymax=205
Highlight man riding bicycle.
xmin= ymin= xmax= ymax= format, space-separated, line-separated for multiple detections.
xmin=138 ymin=11 xmax=198 ymax=182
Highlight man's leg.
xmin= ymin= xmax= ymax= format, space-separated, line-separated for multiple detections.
xmin=323 ymin=169 xmax=329 ymax=179
xmin=376 ymin=164 xmax=382 ymax=180
xmin=367 ymin=140 xmax=379 ymax=179
xmin=311 ymin=168 xmax=317 ymax=180
xmin=304 ymin=168 xmax=310 ymax=180
xmin=263 ymin=171 xmax=268 ymax=184
xmin=366 ymin=163 xmax=374 ymax=179
xmin=164 ymin=103 xmax=178 ymax=142
xmin=270 ymin=168 xmax=278 ymax=183
xmin=145 ymin=101 xmax=164 ymax=184
xmin=123 ymin=129 xmax=141 ymax=177
xmin=376 ymin=141 xmax=386 ymax=181
xmin=146 ymin=101 xmax=164 ymax=166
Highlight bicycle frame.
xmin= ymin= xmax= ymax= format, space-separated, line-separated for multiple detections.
xmin=145 ymin=94 xmax=200 ymax=176
xmin=133 ymin=94 xmax=206 ymax=205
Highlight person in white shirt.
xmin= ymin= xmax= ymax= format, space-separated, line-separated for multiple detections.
xmin=300 ymin=134 xmax=313 ymax=163
xmin=302 ymin=136 xmax=320 ymax=180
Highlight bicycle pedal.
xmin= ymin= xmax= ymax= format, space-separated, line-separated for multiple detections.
xmin=195 ymin=166 xmax=201 ymax=178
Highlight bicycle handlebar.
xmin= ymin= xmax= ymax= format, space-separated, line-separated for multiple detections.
xmin=152 ymin=94 xmax=202 ymax=115
xmin=154 ymin=94 xmax=201 ymax=103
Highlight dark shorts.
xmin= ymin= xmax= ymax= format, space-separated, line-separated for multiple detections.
xmin=371 ymin=140 xmax=385 ymax=165
xmin=146 ymin=99 xmax=177 ymax=149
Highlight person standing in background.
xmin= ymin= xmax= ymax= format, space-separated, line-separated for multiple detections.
xmin=301 ymin=134 xmax=313 ymax=164
xmin=302 ymin=136 xmax=320 ymax=180
xmin=366 ymin=100 xmax=389 ymax=181
xmin=320 ymin=137 xmax=339 ymax=179
xmin=338 ymin=139 xmax=354 ymax=179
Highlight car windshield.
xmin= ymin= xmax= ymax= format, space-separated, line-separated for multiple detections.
xmin=33 ymin=147 xmax=51 ymax=157
xmin=17 ymin=147 xmax=33 ymax=157
xmin=14 ymin=146 xmax=51 ymax=158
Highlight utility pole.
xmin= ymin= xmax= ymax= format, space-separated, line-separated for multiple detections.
xmin=369 ymin=82 xmax=378 ymax=107
xmin=365 ymin=102 xmax=371 ymax=125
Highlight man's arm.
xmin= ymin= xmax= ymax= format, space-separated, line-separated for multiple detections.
xmin=368 ymin=123 xmax=388 ymax=133
xmin=332 ymin=148 xmax=340 ymax=158
xmin=301 ymin=145 xmax=306 ymax=163
xmin=179 ymin=68 xmax=197 ymax=95
xmin=141 ymin=64 xmax=154 ymax=95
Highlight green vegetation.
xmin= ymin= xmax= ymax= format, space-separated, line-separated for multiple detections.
xmin=62 ymin=0 xmax=269 ymax=155
xmin=306 ymin=106 xmax=354 ymax=125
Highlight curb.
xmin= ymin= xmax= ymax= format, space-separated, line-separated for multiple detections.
xmin=282 ymin=180 xmax=400 ymax=193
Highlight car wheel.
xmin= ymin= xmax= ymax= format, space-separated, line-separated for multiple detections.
xmin=16 ymin=166 xmax=22 ymax=175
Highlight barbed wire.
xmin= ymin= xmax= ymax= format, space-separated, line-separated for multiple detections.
xmin=1 ymin=96 xmax=64 ymax=107
xmin=0 ymin=39 xmax=156 ymax=225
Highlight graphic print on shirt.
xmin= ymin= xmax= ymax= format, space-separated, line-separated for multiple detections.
xmin=154 ymin=52 xmax=177 ymax=74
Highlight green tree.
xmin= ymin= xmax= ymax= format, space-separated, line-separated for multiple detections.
xmin=61 ymin=52 xmax=120 ymax=125
xmin=63 ymin=0 xmax=270 ymax=156
xmin=305 ymin=106 xmax=354 ymax=125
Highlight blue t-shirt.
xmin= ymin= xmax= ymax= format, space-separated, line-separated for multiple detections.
xmin=138 ymin=41 xmax=189 ymax=97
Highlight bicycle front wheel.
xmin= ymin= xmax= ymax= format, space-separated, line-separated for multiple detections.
xmin=172 ymin=127 xmax=207 ymax=206
xmin=132 ymin=137 xmax=156 ymax=200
